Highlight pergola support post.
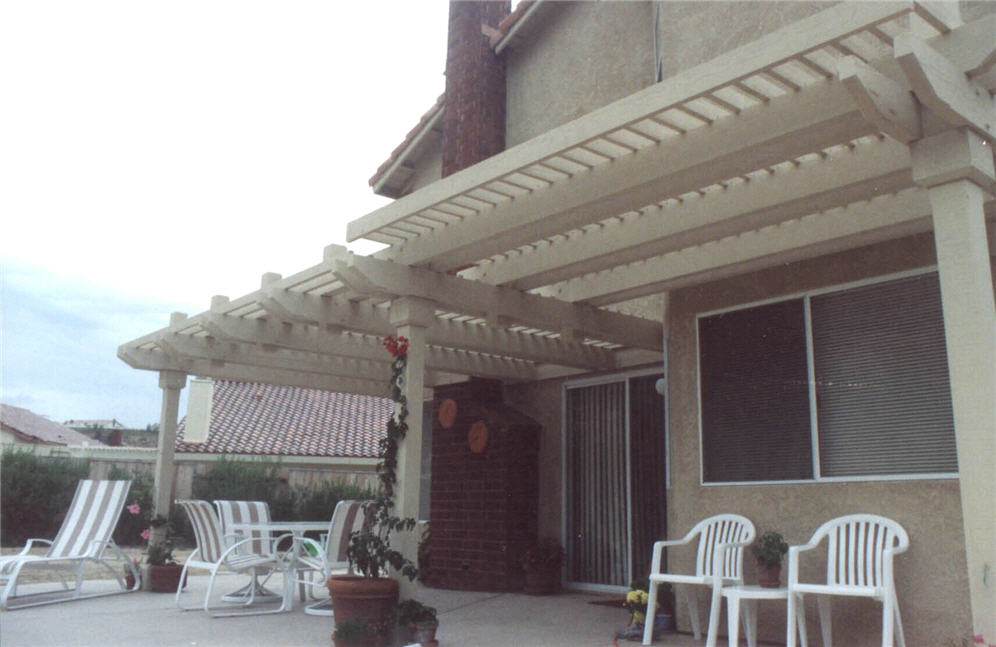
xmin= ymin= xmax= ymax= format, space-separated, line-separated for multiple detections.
xmin=912 ymin=128 xmax=995 ymax=639
xmin=152 ymin=369 xmax=187 ymax=530
xmin=389 ymin=297 xmax=436 ymax=599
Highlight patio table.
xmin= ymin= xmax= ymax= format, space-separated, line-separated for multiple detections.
xmin=229 ymin=520 xmax=329 ymax=606
xmin=716 ymin=584 xmax=808 ymax=647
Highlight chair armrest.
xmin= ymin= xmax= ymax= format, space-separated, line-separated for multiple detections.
xmin=649 ymin=535 xmax=697 ymax=575
xmin=787 ymin=540 xmax=821 ymax=587
xmin=20 ymin=539 xmax=53 ymax=554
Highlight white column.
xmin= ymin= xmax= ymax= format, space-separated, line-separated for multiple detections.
xmin=153 ymin=369 xmax=187 ymax=523
xmin=389 ymin=297 xmax=435 ymax=598
xmin=913 ymin=128 xmax=995 ymax=639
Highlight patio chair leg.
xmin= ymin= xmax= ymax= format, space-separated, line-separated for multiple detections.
xmin=687 ymin=588 xmax=702 ymax=641
xmin=817 ymin=596 xmax=832 ymax=647
xmin=643 ymin=581 xmax=660 ymax=645
xmin=787 ymin=593 xmax=799 ymax=647
xmin=704 ymin=584 xmax=723 ymax=647
xmin=893 ymin=601 xmax=905 ymax=647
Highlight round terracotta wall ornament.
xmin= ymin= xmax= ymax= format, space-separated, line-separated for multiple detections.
xmin=438 ymin=399 xmax=458 ymax=429
xmin=467 ymin=421 xmax=489 ymax=454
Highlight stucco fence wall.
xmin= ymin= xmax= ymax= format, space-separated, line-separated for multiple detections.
xmin=15 ymin=445 xmax=379 ymax=500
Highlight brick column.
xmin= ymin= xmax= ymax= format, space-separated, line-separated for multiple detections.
xmin=441 ymin=0 xmax=509 ymax=177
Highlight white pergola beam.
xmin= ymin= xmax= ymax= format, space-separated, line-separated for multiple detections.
xmin=119 ymin=346 xmax=389 ymax=397
xmin=463 ymin=137 xmax=913 ymax=290
xmin=380 ymin=81 xmax=874 ymax=273
xmin=347 ymin=1 xmax=913 ymax=245
xmin=260 ymin=286 xmax=618 ymax=369
xmin=550 ymin=189 xmax=936 ymax=305
xmin=325 ymin=246 xmax=663 ymax=351
xmin=156 ymin=332 xmax=393 ymax=382
xmin=200 ymin=313 xmax=538 ymax=381
xmin=896 ymin=33 xmax=996 ymax=142
xmin=840 ymin=55 xmax=921 ymax=143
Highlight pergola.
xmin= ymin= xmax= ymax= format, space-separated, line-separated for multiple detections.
xmin=121 ymin=2 xmax=995 ymax=629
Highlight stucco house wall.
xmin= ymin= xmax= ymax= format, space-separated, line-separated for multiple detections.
xmin=665 ymin=232 xmax=977 ymax=645
xmin=504 ymin=1 xmax=655 ymax=147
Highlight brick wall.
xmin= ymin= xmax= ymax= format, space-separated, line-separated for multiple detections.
xmin=426 ymin=379 xmax=540 ymax=591
xmin=441 ymin=0 xmax=509 ymax=177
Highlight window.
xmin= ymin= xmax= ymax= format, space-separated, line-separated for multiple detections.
xmin=698 ymin=271 xmax=957 ymax=483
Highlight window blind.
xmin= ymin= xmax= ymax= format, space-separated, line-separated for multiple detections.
xmin=811 ymin=273 xmax=957 ymax=476
xmin=699 ymin=299 xmax=813 ymax=482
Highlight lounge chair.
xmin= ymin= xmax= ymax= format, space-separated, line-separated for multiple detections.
xmin=787 ymin=514 xmax=909 ymax=647
xmin=176 ymin=499 xmax=291 ymax=617
xmin=0 ymin=479 xmax=139 ymax=610
xmin=642 ymin=514 xmax=756 ymax=646
xmin=293 ymin=499 xmax=373 ymax=616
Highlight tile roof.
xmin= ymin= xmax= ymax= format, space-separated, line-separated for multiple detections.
xmin=174 ymin=380 xmax=390 ymax=458
xmin=1 ymin=403 xmax=104 ymax=446
xmin=368 ymin=93 xmax=445 ymax=190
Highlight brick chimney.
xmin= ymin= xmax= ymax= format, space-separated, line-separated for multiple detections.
xmin=441 ymin=1 xmax=509 ymax=177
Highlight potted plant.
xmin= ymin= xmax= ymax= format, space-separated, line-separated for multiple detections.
xmin=143 ymin=514 xmax=186 ymax=592
xmin=751 ymin=530 xmax=789 ymax=588
xmin=520 ymin=538 xmax=563 ymax=595
xmin=396 ymin=599 xmax=439 ymax=646
xmin=615 ymin=579 xmax=674 ymax=641
xmin=333 ymin=618 xmax=377 ymax=647
xmin=328 ymin=336 xmax=420 ymax=647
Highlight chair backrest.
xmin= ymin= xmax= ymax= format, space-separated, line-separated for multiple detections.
xmin=178 ymin=500 xmax=227 ymax=564
xmin=691 ymin=514 xmax=756 ymax=579
xmin=325 ymin=500 xmax=374 ymax=567
xmin=47 ymin=480 xmax=132 ymax=559
xmin=812 ymin=514 xmax=909 ymax=588
xmin=214 ymin=500 xmax=272 ymax=555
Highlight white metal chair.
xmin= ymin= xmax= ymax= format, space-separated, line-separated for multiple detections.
xmin=787 ymin=514 xmax=909 ymax=647
xmin=213 ymin=500 xmax=279 ymax=601
xmin=294 ymin=499 xmax=373 ymax=616
xmin=176 ymin=499 xmax=291 ymax=617
xmin=0 ymin=479 xmax=139 ymax=610
xmin=642 ymin=514 xmax=756 ymax=646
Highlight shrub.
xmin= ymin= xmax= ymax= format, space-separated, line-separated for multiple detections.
xmin=185 ymin=456 xmax=375 ymax=536
xmin=1 ymin=448 xmax=90 ymax=546
xmin=107 ymin=465 xmax=153 ymax=546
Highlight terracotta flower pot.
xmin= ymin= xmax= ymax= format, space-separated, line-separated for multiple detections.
xmin=524 ymin=565 xmax=561 ymax=595
xmin=756 ymin=561 xmax=782 ymax=588
xmin=414 ymin=620 xmax=439 ymax=647
xmin=147 ymin=564 xmax=186 ymax=592
xmin=327 ymin=576 xmax=399 ymax=647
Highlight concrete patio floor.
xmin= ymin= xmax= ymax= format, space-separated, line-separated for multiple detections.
xmin=0 ymin=574 xmax=744 ymax=647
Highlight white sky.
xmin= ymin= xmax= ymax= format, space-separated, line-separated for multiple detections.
xmin=0 ymin=1 xmax=450 ymax=426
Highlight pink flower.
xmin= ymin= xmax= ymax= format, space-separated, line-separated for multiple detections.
xmin=140 ymin=528 xmax=151 ymax=541
xmin=126 ymin=503 xmax=141 ymax=515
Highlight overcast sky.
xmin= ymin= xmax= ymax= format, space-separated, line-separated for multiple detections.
xmin=1 ymin=1 xmax=450 ymax=427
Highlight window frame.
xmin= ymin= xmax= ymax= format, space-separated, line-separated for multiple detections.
xmin=696 ymin=266 xmax=959 ymax=486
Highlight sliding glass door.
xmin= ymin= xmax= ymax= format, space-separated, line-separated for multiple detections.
xmin=563 ymin=372 xmax=667 ymax=590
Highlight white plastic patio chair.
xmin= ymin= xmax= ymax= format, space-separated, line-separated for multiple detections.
xmin=213 ymin=500 xmax=279 ymax=601
xmin=642 ymin=514 xmax=756 ymax=646
xmin=786 ymin=514 xmax=909 ymax=647
xmin=293 ymin=499 xmax=373 ymax=616
xmin=176 ymin=499 xmax=291 ymax=617
xmin=0 ymin=479 xmax=139 ymax=610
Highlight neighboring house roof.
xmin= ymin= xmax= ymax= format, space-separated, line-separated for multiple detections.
xmin=1 ymin=404 xmax=104 ymax=446
xmin=368 ymin=94 xmax=445 ymax=198
xmin=174 ymin=380 xmax=390 ymax=458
